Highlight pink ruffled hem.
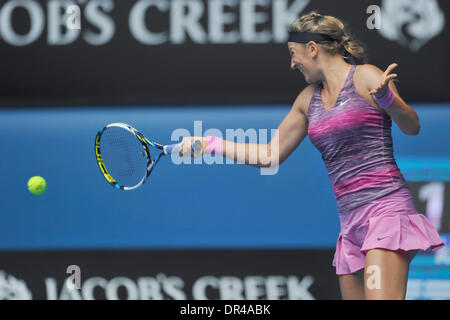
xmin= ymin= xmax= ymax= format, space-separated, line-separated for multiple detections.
xmin=333 ymin=234 xmax=366 ymax=275
xmin=333 ymin=213 xmax=444 ymax=275
xmin=360 ymin=213 xmax=444 ymax=253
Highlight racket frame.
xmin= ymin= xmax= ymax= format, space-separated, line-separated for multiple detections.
xmin=95 ymin=122 xmax=165 ymax=191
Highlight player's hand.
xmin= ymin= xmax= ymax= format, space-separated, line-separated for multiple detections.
xmin=179 ymin=136 xmax=208 ymax=158
xmin=369 ymin=63 xmax=398 ymax=98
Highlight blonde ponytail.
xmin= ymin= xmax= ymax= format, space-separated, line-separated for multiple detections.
xmin=289 ymin=11 xmax=367 ymax=65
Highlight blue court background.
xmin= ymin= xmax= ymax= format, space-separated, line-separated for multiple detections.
xmin=0 ymin=104 xmax=449 ymax=250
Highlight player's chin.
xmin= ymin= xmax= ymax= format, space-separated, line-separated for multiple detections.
xmin=303 ymin=75 xmax=312 ymax=84
xmin=300 ymin=71 xmax=310 ymax=83
xmin=304 ymin=74 xmax=320 ymax=85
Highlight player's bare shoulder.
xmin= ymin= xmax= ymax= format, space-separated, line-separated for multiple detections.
xmin=292 ymin=84 xmax=317 ymax=117
xmin=354 ymin=64 xmax=386 ymax=114
xmin=354 ymin=64 xmax=384 ymax=91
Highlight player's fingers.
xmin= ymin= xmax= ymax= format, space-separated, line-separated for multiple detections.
xmin=179 ymin=137 xmax=191 ymax=157
xmin=385 ymin=63 xmax=397 ymax=75
xmin=387 ymin=74 xmax=397 ymax=80
xmin=379 ymin=75 xmax=397 ymax=89
xmin=369 ymin=86 xmax=380 ymax=95
xmin=384 ymin=63 xmax=398 ymax=75
xmin=179 ymin=136 xmax=209 ymax=157
xmin=188 ymin=136 xmax=206 ymax=158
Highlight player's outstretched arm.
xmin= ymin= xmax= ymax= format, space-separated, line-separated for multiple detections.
xmin=180 ymin=85 xmax=314 ymax=168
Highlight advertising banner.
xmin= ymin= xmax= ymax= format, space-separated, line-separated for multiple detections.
xmin=0 ymin=249 xmax=341 ymax=300
xmin=0 ymin=0 xmax=448 ymax=106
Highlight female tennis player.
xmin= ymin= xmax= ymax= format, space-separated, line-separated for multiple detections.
xmin=179 ymin=12 xmax=444 ymax=300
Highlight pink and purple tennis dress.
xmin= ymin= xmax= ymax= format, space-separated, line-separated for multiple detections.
xmin=307 ymin=65 xmax=444 ymax=275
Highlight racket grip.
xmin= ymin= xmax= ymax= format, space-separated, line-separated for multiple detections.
xmin=164 ymin=140 xmax=202 ymax=155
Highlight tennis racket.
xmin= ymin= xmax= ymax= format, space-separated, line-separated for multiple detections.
xmin=95 ymin=122 xmax=202 ymax=190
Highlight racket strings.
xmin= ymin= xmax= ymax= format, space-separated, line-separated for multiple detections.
xmin=99 ymin=127 xmax=150 ymax=187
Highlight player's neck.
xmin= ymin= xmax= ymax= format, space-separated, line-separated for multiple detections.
xmin=319 ymin=58 xmax=352 ymax=95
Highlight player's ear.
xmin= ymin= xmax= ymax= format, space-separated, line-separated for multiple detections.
xmin=306 ymin=41 xmax=319 ymax=58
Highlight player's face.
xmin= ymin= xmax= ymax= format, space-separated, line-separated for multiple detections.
xmin=288 ymin=42 xmax=319 ymax=84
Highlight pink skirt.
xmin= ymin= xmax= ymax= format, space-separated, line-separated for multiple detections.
xmin=332 ymin=186 xmax=444 ymax=275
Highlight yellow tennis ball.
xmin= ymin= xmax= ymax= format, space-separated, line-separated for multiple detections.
xmin=27 ymin=176 xmax=47 ymax=195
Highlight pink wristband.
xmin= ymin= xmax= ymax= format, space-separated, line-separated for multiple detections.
xmin=205 ymin=136 xmax=223 ymax=156
xmin=374 ymin=87 xmax=395 ymax=110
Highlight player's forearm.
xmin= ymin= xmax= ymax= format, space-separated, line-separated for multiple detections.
xmin=385 ymin=100 xmax=420 ymax=135
xmin=222 ymin=140 xmax=277 ymax=168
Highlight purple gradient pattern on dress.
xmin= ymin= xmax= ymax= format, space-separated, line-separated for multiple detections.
xmin=307 ymin=65 xmax=407 ymax=213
